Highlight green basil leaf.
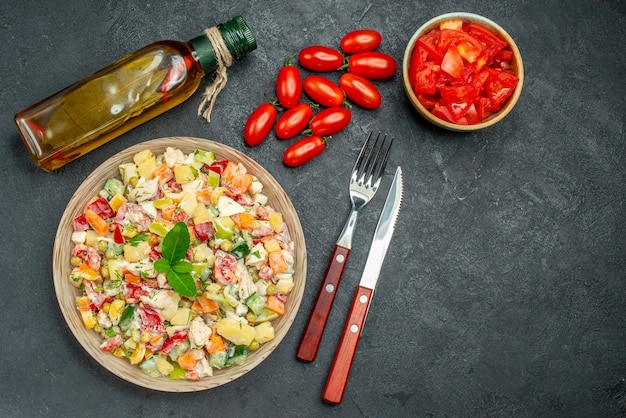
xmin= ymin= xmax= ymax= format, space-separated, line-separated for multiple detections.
xmin=166 ymin=270 xmax=196 ymax=297
xmin=172 ymin=260 xmax=193 ymax=274
xmin=154 ymin=257 xmax=171 ymax=273
xmin=161 ymin=222 xmax=190 ymax=262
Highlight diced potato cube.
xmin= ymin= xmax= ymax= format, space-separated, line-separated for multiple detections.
xmin=156 ymin=356 xmax=175 ymax=376
xmin=108 ymin=258 xmax=125 ymax=281
xmin=254 ymin=321 xmax=275 ymax=344
xmin=109 ymin=193 xmax=127 ymax=213
xmin=269 ymin=211 xmax=283 ymax=233
xmin=123 ymin=241 xmax=151 ymax=262
xmin=275 ymin=279 xmax=295 ymax=295
xmin=216 ymin=318 xmax=255 ymax=346
xmin=84 ymin=230 xmax=99 ymax=247
xmin=174 ymin=164 xmax=197 ymax=184
xmin=178 ymin=192 xmax=198 ymax=216
xmin=264 ymin=238 xmax=282 ymax=254
xmin=170 ymin=307 xmax=191 ymax=326
xmin=137 ymin=156 xmax=157 ymax=180
xmin=133 ymin=149 xmax=153 ymax=165
xmin=193 ymin=243 xmax=214 ymax=263
xmin=161 ymin=307 xmax=178 ymax=322
xmin=192 ymin=204 xmax=213 ymax=224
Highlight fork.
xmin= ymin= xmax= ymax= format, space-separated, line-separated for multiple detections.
xmin=296 ymin=131 xmax=392 ymax=362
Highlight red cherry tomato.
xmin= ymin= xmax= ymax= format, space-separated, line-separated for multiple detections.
xmin=298 ymin=46 xmax=344 ymax=72
xmin=348 ymin=52 xmax=397 ymax=79
xmin=303 ymin=75 xmax=345 ymax=107
xmin=340 ymin=29 xmax=382 ymax=54
xmin=275 ymin=58 xmax=302 ymax=109
xmin=275 ymin=103 xmax=314 ymax=139
xmin=309 ymin=107 xmax=352 ymax=136
xmin=243 ymin=103 xmax=277 ymax=146
xmin=339 ymin=73 xmax=382 ymax=109
xmin=283 ymin=135 xmax=326 ymax=167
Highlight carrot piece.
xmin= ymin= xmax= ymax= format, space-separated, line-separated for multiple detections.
xmin=195 ymin=188 xmax=212 ymax=205
xmin=124 ymin=273 xmax=142 ymax=285
xmin=267 ymin=295 xmax=285 ymax=315
xmin=161 ymin=204 xmax=177 ymax=221
xmin=149 ymin=334 xmax=163 ymax=347
xmin=231 ymin=212 xmax=255 ymax=230
xmin=195 ymin=293 xmax=219 ymax=313
xmin=76 ymin=295 xmax=91 ymax=311
xmin=205 ymin=335 xmax=226 ymax=354
xmin=177 ymin=352 xmax=197 ymax=370
xmin=153 ymin=163 xmax=174 ymax=183
xmin=84 ymin=209 xmax=109 ymax=236
xmin=269 ymin=252 xmax=288 ymax=274
xmin=221 ymin=162 xmax=239 ymax=184
xmin=231 ymin=173 xmax=253 ymax=192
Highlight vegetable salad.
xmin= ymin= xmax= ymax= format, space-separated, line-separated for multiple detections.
xmin=69 ymin=146 xmax=296 ymax=380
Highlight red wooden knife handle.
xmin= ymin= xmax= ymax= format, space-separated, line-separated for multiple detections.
xmin=296 ymin=245 xmax=351 ymax=362
xmin=322 ymin=285 xmax=373 ymax=404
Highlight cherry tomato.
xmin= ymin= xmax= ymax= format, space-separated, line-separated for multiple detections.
xmin=303 ymin=75 xmax=345 ymax=107
xmin=243 ymin=103 xmax=277 ymax=146
xmin=340 ymin=29 xmax=382 ymax=54
xmin=276 ymin=58 xmax=302 ymax=109
xmin=348 ymin=51 xmax=397 ymax=79
xmin=283 ymin=135 xmax=326 ymax=167
xmin=309 ymin=107 xmax=352 ymax=136
xmin=275 ymin=103 xmax=314 ymax=139
xmin=339 ymin=73 xmax=382 ymax=109
xmin=298 ymin=46 xmax=344 ymax=72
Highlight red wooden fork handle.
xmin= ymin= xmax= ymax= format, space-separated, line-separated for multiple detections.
xmin=296 ymin=245 xmax=350 ymax=362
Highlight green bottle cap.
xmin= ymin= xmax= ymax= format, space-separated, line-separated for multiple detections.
xmin=189 ymin=16 xmax=257 ymax=73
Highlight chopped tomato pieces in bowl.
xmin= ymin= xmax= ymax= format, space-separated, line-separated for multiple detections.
xmin=402 ymin=12 xmax=524 ymax=131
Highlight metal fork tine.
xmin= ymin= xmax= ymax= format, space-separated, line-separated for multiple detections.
xmin=370 ymin=136 xmax=393 ymax=192
xmin=362 ymin=133 xmax=382 ymax=186
xmin=351 ymin=131 xmax=373 ymax=183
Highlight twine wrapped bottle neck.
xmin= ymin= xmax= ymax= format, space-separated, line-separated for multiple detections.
xmin=196 ymin=26 xmax=233 ymax=122
xmin=189 ymin=16 xmax=257 ymax=122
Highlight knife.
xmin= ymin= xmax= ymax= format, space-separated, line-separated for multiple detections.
xmin=322 ymin=166 xmax=403 ymax=404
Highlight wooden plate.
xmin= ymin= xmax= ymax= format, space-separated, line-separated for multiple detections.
xmin=53 ymin=137 xmax=307 ymax=392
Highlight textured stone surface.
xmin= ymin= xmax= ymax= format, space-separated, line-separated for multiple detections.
xmin=1 ymin=0 xmax=625 ymax=416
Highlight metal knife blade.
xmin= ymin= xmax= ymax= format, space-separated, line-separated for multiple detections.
xmin=322 ymin=166 xmax=403 ymax=404
xmin=359 ymin=166 xmax=403 ymax=290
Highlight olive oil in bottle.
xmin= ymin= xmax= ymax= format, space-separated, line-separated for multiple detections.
xmin=15 ymin=16 xmax=256 ymax=171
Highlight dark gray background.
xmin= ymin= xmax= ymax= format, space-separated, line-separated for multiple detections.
xmin=1 ymin=0 xmax=625 ymax=417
